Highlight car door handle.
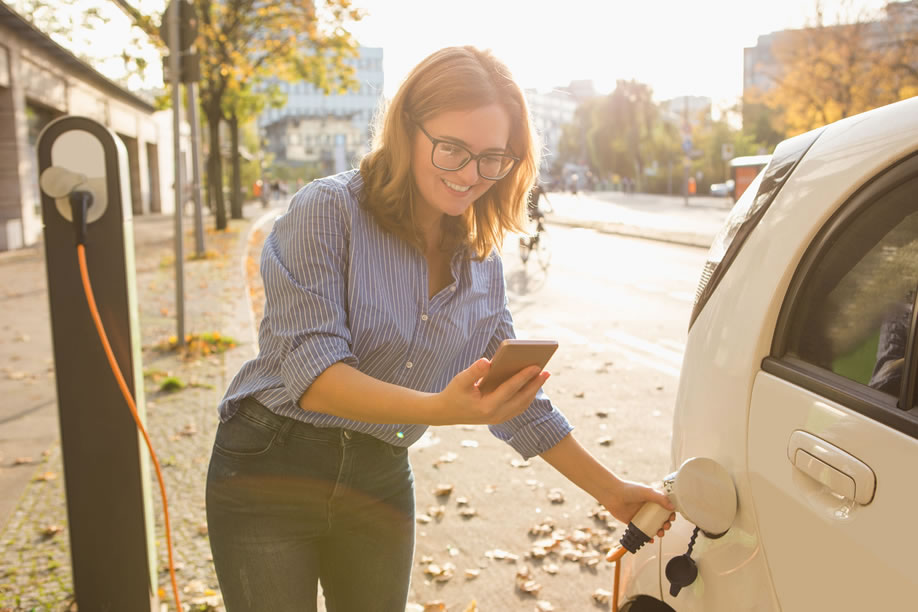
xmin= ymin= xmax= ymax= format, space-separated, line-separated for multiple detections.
xmin=787 ymin=431 xmax=876 ymax=505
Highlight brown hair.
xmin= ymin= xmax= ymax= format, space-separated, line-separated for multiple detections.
xmin=359 ymin=46 xmax=539 ymax=259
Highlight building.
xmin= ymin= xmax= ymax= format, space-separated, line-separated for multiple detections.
xmin=263 ymin=114 xmax=364 ymax=176
xmin=524 ymin=87 xmax=578 ymax=176
xmin=258 ymin=46 xmax=383 ymax=170
xmin=660 ymin=95 xmax=713 ymax=128
xmin=0 ymin=1 xmax=188 ymax=252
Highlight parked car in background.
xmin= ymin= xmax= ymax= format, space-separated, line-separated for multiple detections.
xmin=619 ymin=95 xmax=918 ymax=611
xmin=709 ymin=179 xmax=734 ymax=198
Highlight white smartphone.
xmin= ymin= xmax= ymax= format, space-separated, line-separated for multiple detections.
xmin=477 ymin=339 xmax=559 ymax=394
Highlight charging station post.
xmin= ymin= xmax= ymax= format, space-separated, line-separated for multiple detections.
xmin=36 ymin=116 xmax=157 ymax=611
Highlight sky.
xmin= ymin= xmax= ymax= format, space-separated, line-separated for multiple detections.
xmin=347 ymin=0 xmax=891 ymax=111
xmin=15 ymin=0 xmax=894 ymax=111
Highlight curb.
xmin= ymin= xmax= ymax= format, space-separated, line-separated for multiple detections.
xmin=546 ymin=215 xmax=715 ymax=250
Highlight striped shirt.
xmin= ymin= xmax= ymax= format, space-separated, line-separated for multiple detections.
xmin=219 ymin=169 xmax=572 ymax=459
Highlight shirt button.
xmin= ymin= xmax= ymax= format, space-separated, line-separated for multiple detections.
xmin=421 ymin=314 xmax=428 ymax=321
xmin=406 ymin=361 xmax=413 ymax=369
xmin=449 ymin=285 xmax=457 ymax=292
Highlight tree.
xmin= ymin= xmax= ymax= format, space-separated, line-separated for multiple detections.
xmin=121 ymin=0 xmax=362 ymax=230
xmin=13 ymin=0 xmax=156 ymax=90
xmin=589 ymin=80 xmax=657 ymax=189
xmin=194 ymin=0 xmax=361 ymax=229
xmin=753 ymin=0 xmax=918 ymax=136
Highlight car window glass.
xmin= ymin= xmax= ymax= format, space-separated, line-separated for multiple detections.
xmin=787 ymin=175 xmax=918 ymax=398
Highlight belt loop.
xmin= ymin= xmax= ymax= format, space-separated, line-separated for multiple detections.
xmin=274 ymin=420 xmax=294 ymax=447
xmin=342 ymin=429 xmax=353 ymax=441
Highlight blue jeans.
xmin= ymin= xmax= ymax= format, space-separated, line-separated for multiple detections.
xmin=205 ymin=398 xmax=415 ymax=611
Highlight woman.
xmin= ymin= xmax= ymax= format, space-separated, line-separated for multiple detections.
xmin=206 ymin=45 xmax=673 ymax=611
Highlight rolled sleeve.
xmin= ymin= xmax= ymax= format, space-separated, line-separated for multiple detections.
xmin=261 ymin=180 xmax=358 ymax=405
xmin=484 ymin=299 xmax=573 ymax=459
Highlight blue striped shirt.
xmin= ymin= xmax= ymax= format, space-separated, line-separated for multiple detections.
xmin=219 ymin=169 xmax=573 ymax=459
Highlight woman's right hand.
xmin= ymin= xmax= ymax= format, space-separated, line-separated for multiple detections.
xmin=431 ymin=358 xmax=550 ymax=425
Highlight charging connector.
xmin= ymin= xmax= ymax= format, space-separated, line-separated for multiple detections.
xmin=619 ymin=501 xmax=674 ymax=553
xmin=69 ymin=191 xmax=92 ymax=246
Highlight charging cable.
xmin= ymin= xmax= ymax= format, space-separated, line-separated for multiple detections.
xmin=71 ymin=193 xmax=182 ymax=610
xmin=605 ymin=502 xmax=674 ymax=611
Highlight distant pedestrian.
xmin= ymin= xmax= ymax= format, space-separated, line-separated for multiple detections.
xmin=205 ymin=45 xmax=673 ymax=612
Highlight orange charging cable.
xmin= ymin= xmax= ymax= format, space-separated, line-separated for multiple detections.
xmin=77 ymin=244 xmax=182 ymax=611
xmin=607 ymin=546 xmax=626 ymax=611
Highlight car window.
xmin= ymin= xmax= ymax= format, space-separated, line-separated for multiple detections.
xmin=785 ymin=174 xmax=918 ymax=399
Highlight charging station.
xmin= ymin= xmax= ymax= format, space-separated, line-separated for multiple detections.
xmin=36 ymin=116 xmax=157 ymax=610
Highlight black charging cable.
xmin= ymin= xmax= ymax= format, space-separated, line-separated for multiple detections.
xmin=69 ymin=191 xmax=93 ymax=246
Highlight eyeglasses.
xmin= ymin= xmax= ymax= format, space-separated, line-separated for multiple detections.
xmin=415 ymin=122 xmax=519 ymax=181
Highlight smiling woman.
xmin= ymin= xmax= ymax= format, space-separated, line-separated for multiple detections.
xmin=206 ymin=45 xmax=673 ymax=612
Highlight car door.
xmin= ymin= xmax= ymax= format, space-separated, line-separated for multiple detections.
xmin=747 ymin=155 xmax=918 ymax=610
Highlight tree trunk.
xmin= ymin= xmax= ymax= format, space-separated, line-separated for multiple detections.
xmin=206 ymin=110 xmax=227 ymax=230
xmin=230 ymin=114 xmax=243 ymax=219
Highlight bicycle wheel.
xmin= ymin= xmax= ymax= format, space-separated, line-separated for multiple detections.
xmin=534 ymin=225 xmax=551 ymax=270
xmin=518 ymin=236 xmax=531 ymax=264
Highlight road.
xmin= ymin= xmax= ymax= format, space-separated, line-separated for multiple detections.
xmin=405 ymin=223 xmax=708 ymax=611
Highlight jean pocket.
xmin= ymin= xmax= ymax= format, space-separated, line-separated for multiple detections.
xmin=387 ymin=443 xmax=408 ymax=458
xmin=214 ymin=412 xmax=279 ymax=457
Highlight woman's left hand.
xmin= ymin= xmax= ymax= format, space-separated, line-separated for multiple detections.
xmin=599 ymin=480 xmax=676 ymax=539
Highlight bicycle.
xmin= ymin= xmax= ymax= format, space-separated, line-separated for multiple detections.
xmin=518 ymin=212 xmax=551 ymax=271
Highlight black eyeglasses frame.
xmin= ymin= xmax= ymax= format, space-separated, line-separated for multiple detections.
xmin=414 ymin=122 xmax=519 ymax=181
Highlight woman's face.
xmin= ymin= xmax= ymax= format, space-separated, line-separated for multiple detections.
xmin=411 ymin=103 xmax=512 ymax=224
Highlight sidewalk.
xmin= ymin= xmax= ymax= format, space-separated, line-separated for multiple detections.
xmin=0 ymin=190 xmax=730 ymax=610
xmin=545 ymin=190 xmax=730 ymax=249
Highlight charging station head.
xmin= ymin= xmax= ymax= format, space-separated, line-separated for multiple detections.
xmin=38 ymin=127 xmax=111 ymax=225
xmin=663 ymin=457 xmax=737 ymax=538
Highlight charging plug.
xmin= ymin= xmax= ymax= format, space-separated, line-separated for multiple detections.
xmin=619 ymin=502 xmax=673 ymax=553
xmin=69 ymin=190 xmax=93 ymax=245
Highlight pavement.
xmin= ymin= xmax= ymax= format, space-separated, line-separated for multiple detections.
xmin=0 ymin=190 xmax=731 ymax=611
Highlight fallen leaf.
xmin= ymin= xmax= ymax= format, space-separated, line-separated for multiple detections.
xmin=433 ymin=484 xmax=454 ymax=497
xmin=485 ymin=549 xmax=520 ymax=562
xmin=592 ymin=588 xmax=612 ymax=604
xmin=464 ymin=568 xmax=480 ymax=580
xmin=547 ymin=488 xmax=565 ymax=504
xmin=515 ymin=565 xmax=542 ymax=595
xmin=459 ymin=507 xmax=478 ymax=519
xmin=427 ymin=505 xmax=446 ymax=520
xmin=573 ymin=391 xmax=585 ymax=398
xmin=33 ymin=471 xmax=57 ymax=482
xmin=460 ymin=439 xmax=478 ymax=448
xmin=597 ymin=436 xmax=614 ymax=446
xmin=510 ymin=458 xmax=531 ymax=468
xmin=41 ymin=524 xmax=64 ymax=538
xmin=535 ymin=601 xmax=555 ymax=611
xmin=13 ymin=457 xmax=34 ymax=466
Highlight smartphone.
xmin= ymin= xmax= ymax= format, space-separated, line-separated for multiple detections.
xmin=477 ymin=339 xmax=559 ymax=394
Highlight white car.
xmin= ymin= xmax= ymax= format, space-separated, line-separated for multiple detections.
xmin=619 ymin=95 xmax=918 ymax=611
xmin=709 ymin=179 xmax=734 ymax=198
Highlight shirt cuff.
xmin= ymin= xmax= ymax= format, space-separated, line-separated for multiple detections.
xmin=280 ymin=334 xmax=359 ymax=405
xmin=490 ymin=407 xmax=574 ymax=460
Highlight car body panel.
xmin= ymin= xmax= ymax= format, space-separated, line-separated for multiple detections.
xmin=619 ymin=95 xmax=918 ymax=610
xmin=748 ymin=372 xmax=918 ymax=609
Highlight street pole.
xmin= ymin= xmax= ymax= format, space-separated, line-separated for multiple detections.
xmin=187 ymin=82 xmax=205 ymax=256
xmin=683 ymin=101 xmax=690 ymax=207
xmin=168 ymin=1 xmax=185 ymax=346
